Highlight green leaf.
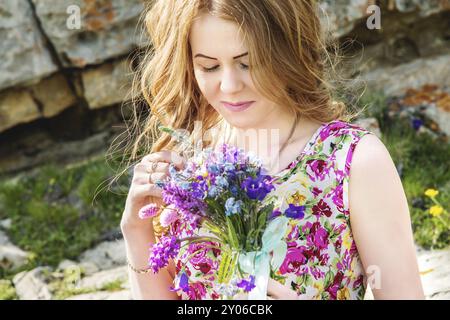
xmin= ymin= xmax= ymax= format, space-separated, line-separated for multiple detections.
xmin=226 ymin=217 xmax=239 ymax=249
xmin=324 ymin=271 xmax=334 ymax=288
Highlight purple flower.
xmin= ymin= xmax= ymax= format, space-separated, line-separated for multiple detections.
xmin=237 ymin=275 xmax=256 ymax=292
xmin=179 ymin=272 xmax=189 ymax=292
xmin=269 ymin=208 xmax=282 ymax=220
xmin=284 ymin=204 xmax=305 ymax=219
xmin=160 ymin=206 xmax=179 ymax=227
xmin=241 ymin=175 xmax=274 ymax=200
xmin=162 ymin=181 xmax=207 ymax=216
xmin=412 ymin=118 xmax=423 ymax=130
xmin=138 ymin=203 xmax=159 ymax=219
xmin=148 ymin=236 xmax=180 ymax=273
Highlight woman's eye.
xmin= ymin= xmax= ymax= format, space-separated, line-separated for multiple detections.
xmin=240 ymin=63 xmax=249 ymax=70
xmin=202 ymin=63 xmax=249 ymax=73
xmin=203 ymin=65 xmax=219 ymax=72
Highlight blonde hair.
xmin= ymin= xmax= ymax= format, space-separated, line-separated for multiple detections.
xmin=107 ymin=0 xmax=364 ymax=235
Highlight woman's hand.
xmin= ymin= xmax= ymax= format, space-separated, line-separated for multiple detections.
xmin=120 ymin=150 xmax=186 ymax=232
xmin=266 ymin=278 xmax=299 ymax=300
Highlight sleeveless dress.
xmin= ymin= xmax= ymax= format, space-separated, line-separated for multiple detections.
xmin=170 ymin=119 xmax=374 ymax=300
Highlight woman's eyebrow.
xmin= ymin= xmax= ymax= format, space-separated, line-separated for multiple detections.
xmin=194 ymin=52 xmax=248 ymax=60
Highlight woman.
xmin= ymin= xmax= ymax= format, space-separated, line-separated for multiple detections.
xmin=119 ymin=0 xmax=424 ymax=300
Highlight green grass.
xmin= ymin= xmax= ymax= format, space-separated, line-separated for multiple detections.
xmin=0 ymin=156 xmax=129 ymax=278
xmin=0 ymin=280 xmax=17 ymax=300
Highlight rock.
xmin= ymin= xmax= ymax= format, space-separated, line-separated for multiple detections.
xmin=0 ymin=0 xmax=57 ymax=91
xmin=81 ymin=59 xmax=133 ymax=109
xmin=78 ymin=266 xmax=128 ymax=290
xmin=0 ymin=89 xmax=41 ymax=132
xmin=13 ymin=267 xmax=53 ymax=300
xmin=79 ymin=239 xmax=126 ymax=271
xmin=30 ymin=0 xmax=146 ymax=67
xmin=0 ymin=230 xmax=29 ymax=270
xmin=417 ymin=247 xmax=450 ymax=300
xmin=79 ymin=262 xmax=100 ymax=276
xmin=424 ymin=103 xmax=450 ymax=137
xmin=0 ymin=219 xmax=12 ymax=230
xmin=360 ymin=54 xmax=450 ymax=97
xmin=319 ymin=0 xmax=372 ymax=38
xmin=30 ymin=73 xmax=77 ymax=118
xmin=65 ymin=289 xmax=131 ymax=300
xmin=57 ymin=259 xmax=78 ymax=272
xmin=353 ymin=117 xmax=382 ymax=138
xmin=393 ymin=0 xmax=450 ymax=17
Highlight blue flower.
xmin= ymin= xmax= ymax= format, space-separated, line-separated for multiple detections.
xmin=215 ymin=175 xmax=229 ymax=188
xmin=208 ymin=185 xmax=219 ymax=198
xmin=411 ymin=118 xmax=423 ymax=130
xmin=284 ymin=204 xmax=306 ymax=219
xmin=241 ymin=175 xmax=274 ymax=200
xmin=207 ymin=163 xmax=220 ymax=174
xmin=269 ymin=208 xmax=282 ymax=220
xmin=225 ymin=197 xmax=243 ymax=216
xmin=179 ymin=272 xmax=189 ymax=293
xmin=237 ymin=275 xmax=256 ymax=292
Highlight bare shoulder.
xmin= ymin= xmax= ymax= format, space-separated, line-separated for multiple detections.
xmin=348 ymin=132 xmax=404 ymax=216
xmin=351 ymin=133 xmax=393 ymax=171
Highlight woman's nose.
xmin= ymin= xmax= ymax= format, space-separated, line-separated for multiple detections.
xmin=220 ymin=68 xmax=244 ymax=94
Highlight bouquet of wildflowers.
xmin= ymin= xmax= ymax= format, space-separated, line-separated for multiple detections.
xmin=141 ymin=126 xmax=289 ymax=299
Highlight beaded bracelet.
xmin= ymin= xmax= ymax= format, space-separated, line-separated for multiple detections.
xmin=127 ymin=259 xmax=152 ymax=274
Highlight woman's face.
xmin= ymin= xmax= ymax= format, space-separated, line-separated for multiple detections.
xmin=189 ymin=13 xmax=283 ymax=130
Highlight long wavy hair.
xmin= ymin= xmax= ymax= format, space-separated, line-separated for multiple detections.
xmin=107 ymin=0 xmax=364 ymax=235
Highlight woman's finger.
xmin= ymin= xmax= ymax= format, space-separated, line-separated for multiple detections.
xmin=142 ymin=151 xmax=185 ymax=170
xmin=132 ymin=183 xmax=162 ymax=199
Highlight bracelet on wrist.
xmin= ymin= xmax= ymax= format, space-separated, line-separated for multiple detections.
xmin=127 ymin=259 xmax=152 ymax=274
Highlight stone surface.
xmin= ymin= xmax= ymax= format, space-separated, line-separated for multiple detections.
xmin=393 ymin=0 xmax=450 ymax=17
xmin=360 ymin=54 xmax=450 ymax=97
xmin=353 ymin=117 xmax=382 ymax=138
xmin=31 ymin=0 xmax=146 ymax=67
xmin=0 ymin=219 xmax=12 ymax=230
xmin=424 ymin=103 xmax=450 ymax=138
xmin=416 ymin=247 xmax=450 ymax=299
xmin=65 ymin=289 xmax=131 ymax=300
xmin=57 ymin=259 xmax=78 ymax=272
xmin=82 ymin=59 xmax=133 ymax=109
xmin=0 ymin=230 xmax=29 ymax=270
xmin=79 ymin=239 xmax=126 ymax=271
xmin=0 ymin=0 xmax=57 ymax=91
xmin=0 ymin=89 xmax=41 ymax=132
xmin=30 ymin=73 xmax=77 ymax=118
xmin=12 ymin=267 xmax=53 ymax=300
xmin=78 ymin=265 xmax=128 ymax=290
xmin=319 ymin=0 xmax=372 ymax=38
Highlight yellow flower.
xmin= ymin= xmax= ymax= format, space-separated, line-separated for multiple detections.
xmin=288 ymin=191 xmax=306 ymax=206
xmin=429 ymin=205 xmax=444 ymax=217
xmin=337 ymin=287 xmax=350 ymax=300
xmin=342 ymin=229 xmax=352 ymax=250
xmin=424 ymin=189 xmax=439 ymax=198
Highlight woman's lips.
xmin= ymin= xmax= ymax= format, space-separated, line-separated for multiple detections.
xmin=222 ymin=101 xmax=254 ymax=112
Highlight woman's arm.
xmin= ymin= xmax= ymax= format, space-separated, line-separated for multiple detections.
xmin=349 ymin=134 xmax=425 ymax=299
xmin=122 ymin=224 xmax=180 ymax=300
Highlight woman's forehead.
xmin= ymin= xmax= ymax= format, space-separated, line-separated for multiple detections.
xmin=189 ymin=13 xmax=247 ymax=58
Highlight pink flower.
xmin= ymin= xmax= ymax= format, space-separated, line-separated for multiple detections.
xmin=160 ymin=206 xmax=179 ymax=227
xmin=138 ymin=203 xmax=159 ymax=219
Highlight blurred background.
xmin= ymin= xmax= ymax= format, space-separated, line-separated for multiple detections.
xmin=0 ymin=0 xmax=448 ymax=300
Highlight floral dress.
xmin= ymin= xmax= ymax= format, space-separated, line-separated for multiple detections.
xmin=170 ymin=119 xmax=374 ymax=300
